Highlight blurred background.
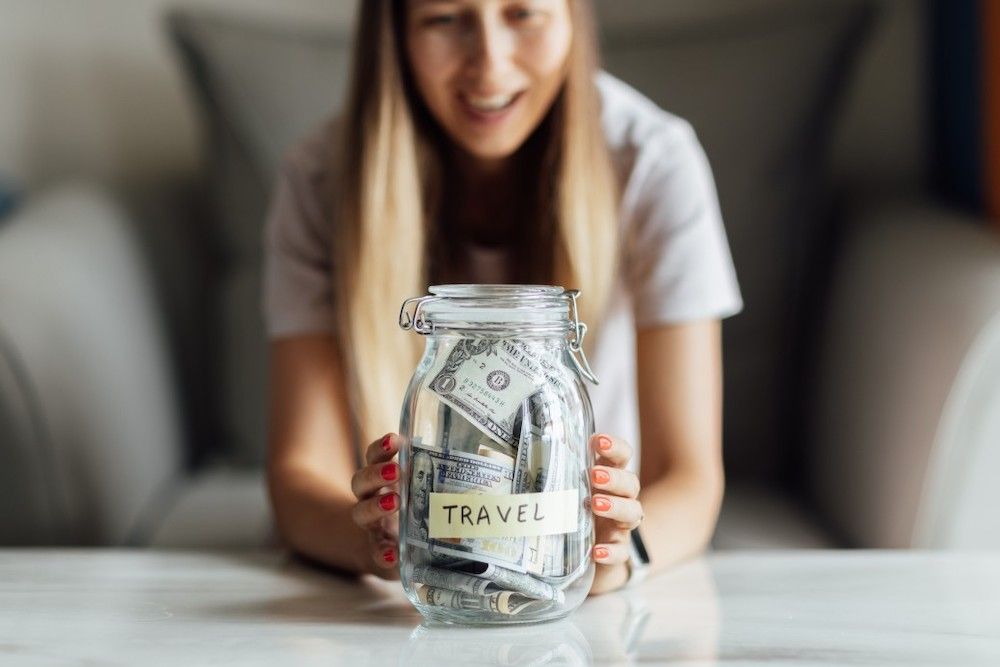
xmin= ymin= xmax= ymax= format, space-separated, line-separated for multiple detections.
xmin=0 ymin=0 xmax=998 ymax=551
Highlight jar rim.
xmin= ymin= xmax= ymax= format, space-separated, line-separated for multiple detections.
xmin=428 ymin=284 xmax=565 ymax=298
xmin=420 ymin=284 xmax=572 ymax=331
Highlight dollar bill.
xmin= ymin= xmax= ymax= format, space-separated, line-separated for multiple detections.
xmin=438 ymin=401 xmax=515 ymax=460
xmin=427 ymin=338 xmax=550 ymax=449
xmin=511 ymin=398 xmax=558 ymax=578
xmin=450 ymin=560 xmax=566 ymax=603
xmin=519 ymin=393 xmax=575 ymax=578
xmin=415 ymin=584 xmax=553 ymax=616
xmin=406 ymin=564 xmax=501 ymax=596
xmin=407 ymin=446 xmax=435 ymax=548
xmin=406 ymin=439 xmax=531 ymax=572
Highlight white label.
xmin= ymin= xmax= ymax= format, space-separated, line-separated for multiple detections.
xmin=428 ymin=489 xmax=578 ymax=539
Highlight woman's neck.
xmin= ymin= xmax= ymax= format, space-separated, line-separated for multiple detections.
xmin=447 ymin=149 xmax=525 ymax=248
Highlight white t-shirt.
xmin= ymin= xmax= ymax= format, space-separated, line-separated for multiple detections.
xmin=262 ymin=71 xmax=744 ymax=475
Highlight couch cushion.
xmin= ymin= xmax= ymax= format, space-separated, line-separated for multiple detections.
xmin=713 ymin=484 xmax=838 ymax=549
xmin=167 ymin=11 xmax=353 ymax=465
xmin=166 ymin=2 xmax=873 ymax=478
xmin=601 ymin=1 xmax=874 ymax=483
xmin=148 ymin=468 xmax=275 ymax=548
xmin=0 ymin=185 xmax=185 ymax=545
xmin=0 ymin=179 xmax=19 ymax=221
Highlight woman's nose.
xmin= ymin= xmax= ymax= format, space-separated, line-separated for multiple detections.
xmin=464 ymin=16 xmax=516 ymax=84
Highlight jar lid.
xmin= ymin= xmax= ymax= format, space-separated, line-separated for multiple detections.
xmin=421 ymin=284 xmax=572 ymax=328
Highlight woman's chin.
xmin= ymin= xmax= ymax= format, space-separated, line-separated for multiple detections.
xmin=453 ymin=137 xmax=527 ymax=166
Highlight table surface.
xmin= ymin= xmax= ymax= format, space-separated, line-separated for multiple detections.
xmin=1 ymin=549 xmax=998 ymax=666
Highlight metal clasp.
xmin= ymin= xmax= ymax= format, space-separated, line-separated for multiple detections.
xmin=398 ymin=296 xmax=439 ymax=334
xmin=565 ymin=289 xmax=600 ymax=385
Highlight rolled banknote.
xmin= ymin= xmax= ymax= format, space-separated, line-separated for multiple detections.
xmin=415 ymin=584 xmax=553 ymax=616
xmin=407 ymin=564 xmax=499 ymax=596
xmin=450 ymin=560 xmax=566 ymax=604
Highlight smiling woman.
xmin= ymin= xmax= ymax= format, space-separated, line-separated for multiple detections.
xmin=263 ymin=0 xmax=742 ymax=600
xmin=405 ymin=0 xmax=573 ymax=160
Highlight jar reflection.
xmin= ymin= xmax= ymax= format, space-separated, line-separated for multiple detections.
xmin=400 ymin=618 xmax=592 ymax=666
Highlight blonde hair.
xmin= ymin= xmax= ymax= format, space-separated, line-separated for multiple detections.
xmin=334 ymin=0 xmax=618 ymax=459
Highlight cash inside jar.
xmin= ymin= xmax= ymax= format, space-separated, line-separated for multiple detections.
xmin=400 ymin=286 xmax=595 ymax=621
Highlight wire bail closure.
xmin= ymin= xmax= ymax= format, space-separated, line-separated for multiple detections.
xmin=398 ymin=288 xmax=600 ymax=385
xmin=398 ymin=296 xmax=440 ymax=334
xmin=564 ymin=289 xmax=600 ymax=385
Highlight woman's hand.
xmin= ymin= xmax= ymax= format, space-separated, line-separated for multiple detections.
xmin=350 ymin=432 xmax=402 ymax=579
xmin=587 ymin=433 xmax=644 ymax=596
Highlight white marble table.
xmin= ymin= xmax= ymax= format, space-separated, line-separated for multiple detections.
xmin=1 ymin=550 xmax=998 ymax=666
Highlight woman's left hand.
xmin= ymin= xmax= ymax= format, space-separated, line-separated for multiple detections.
xmin=587 ymin=433 xmax=644 ymax=596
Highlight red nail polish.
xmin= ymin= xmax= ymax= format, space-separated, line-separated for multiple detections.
xmin=383 ymin=549 xmax=395 ymax=563
xmin=592 ymin=496 xmax=612 ymax=512
xmin=597 ymin=436 xmax=612 ymax=451
xmin=591 ymin=468 xmax=610 ymax=485
xmin=594 ymin=546 xmax=609 ymax=560
xmin=381 ymin=435 xmax=392 ymax=452
xmin=379 ymin=493 xmax=397 ymax=511
xmin=381 ymin=463 xmax=398 ymax=481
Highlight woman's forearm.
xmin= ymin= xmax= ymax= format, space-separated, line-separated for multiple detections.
xmin=637 ymin=466 xmax=724 ymax=576
xmin=268 ymin=464 xmax=372 ymax=575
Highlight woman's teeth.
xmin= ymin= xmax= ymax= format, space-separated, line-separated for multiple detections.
xmin=465 ymin=93 xmax=517 ymax=112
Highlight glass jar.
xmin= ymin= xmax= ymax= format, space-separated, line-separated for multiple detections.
xmin=396 ymin=284 xmax=599 ymax=626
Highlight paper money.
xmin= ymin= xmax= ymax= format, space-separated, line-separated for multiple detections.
xmin=426 ymin=441 xmax=514 ymax=494
xmin=439 ymin=400 xmax=515 ymax=459
xmin=406 ymin=335 xmax=592 ymax=598
xmin=451 ymin=560 xmax=566 ymax=603
xmin=406 ymin=564 xmax=501 ymax=596
xmin=407 ymin=447 xmax=435 ymax=547
xmin=415 ymin=584 xmax=553 ymax=616
xmin=406 ymin=439 xmax=531 ymax=572
xmin=518 ymin=393 xmax=576 ymax=578
xmin=428 ymin=338 xmax=549 ymax=449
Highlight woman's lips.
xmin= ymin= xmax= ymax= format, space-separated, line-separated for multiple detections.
xmin=457 ymin=91 xmax=524 ymax=126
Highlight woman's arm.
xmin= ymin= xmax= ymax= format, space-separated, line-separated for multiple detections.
xmin=267 ymin=334 xmax=383 ymax=575
xmin=635 ymin=319 xmax=726 ymax=575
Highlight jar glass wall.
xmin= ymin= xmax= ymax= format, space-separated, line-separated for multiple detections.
xmin=396 ymin=285 xmax=597 ymax=625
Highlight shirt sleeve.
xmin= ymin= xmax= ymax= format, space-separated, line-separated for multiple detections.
xmin=623 ymin=119 xmax=744 ymax=328
xmin=260 ymin=126 xmax=338 ymax=339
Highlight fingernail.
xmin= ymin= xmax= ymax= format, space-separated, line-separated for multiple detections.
xmin=591 ymin=468 xmax=611 ymax=485
xmin=379 ymin=493 xmax=397 ymax=511
xmin=593 ymin=546 xmax=609 ymax=560
xmin=381 ymin=462 xmax=399 ymax=481
xmin=383 ymin=548 xmax=396 ymax=564
xmin=592 ymin=496 xmax=612 ymax=512
xmin=381 ymin=434 xmax=393 ymax=452
xmin=597 ymin=436 xmax=612 ymax=452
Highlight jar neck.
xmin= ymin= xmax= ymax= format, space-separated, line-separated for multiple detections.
xmin=404 ymin=285 xmax=574 ymax=336
xmin=400 ymin=284 xmax=600 ymax=384
xmin=427 ymin=331 xmax=572 ymax=345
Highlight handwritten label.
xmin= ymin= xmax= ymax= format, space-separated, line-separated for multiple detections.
xmin=428 ymin=489 xmax=578 ymax=539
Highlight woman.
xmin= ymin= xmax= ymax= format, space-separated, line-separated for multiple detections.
xmin=263 ymin=0 xmax=742 ymax=596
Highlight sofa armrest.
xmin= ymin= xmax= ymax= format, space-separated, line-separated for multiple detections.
xmin=0 ymin=184 xmax=185 ymax=545
xmin=808 ymin=199 xmax=1000 ymax=548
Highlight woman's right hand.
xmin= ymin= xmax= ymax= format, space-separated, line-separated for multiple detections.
xmin=350 ymin=433 xmax=402 ymax=579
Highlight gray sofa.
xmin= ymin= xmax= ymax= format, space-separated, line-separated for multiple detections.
xmin=2 ymin=0 xmax=999 ymax=550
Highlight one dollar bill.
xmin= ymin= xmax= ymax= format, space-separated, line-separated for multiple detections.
xmin=427 ymin=338 xmax=549 ymax=449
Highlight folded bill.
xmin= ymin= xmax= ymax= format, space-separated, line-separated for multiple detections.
xmin=406 ymin=438 xmax=532 ymax=572
xmin=428 ymin=338 xmax=553 ymax=449
xmin=415 ymin=584 xmax=553 ymax=616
